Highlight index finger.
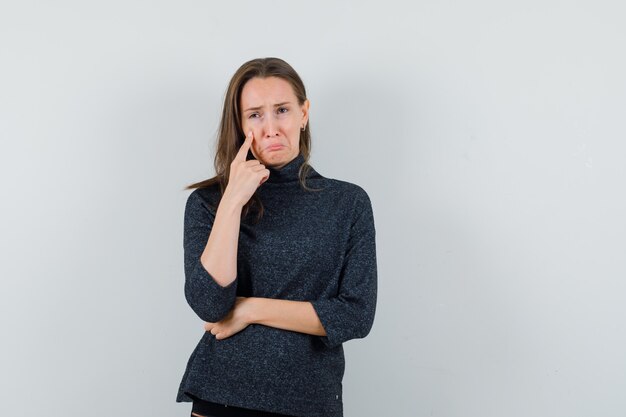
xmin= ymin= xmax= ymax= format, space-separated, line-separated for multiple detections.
xmin=234 ymin=131 xmax=254 ymax=162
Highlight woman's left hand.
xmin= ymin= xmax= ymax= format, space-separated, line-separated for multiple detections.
xmin=204 ymin=296 xmax=257 ymax=340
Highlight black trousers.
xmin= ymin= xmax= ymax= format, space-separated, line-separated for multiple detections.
xmin=189 ymin=393 xmax=297 ymax=417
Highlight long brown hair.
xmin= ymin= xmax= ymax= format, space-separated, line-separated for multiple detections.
xmin=184 ymin=57 xmax=318 ymax=222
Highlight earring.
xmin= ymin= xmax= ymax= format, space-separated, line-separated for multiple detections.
xmin=301 ymin=125 xmax=306 ymax=131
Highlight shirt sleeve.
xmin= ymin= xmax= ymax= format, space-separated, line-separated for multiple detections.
xmin=183 ymin=190 xmax=238 ymax=323
xmin=310 ymin=188 xmax=378 ymax=349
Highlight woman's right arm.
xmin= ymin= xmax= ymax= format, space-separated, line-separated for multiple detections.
xmin=184 ymin=131 xmax=268 ymax=322
xmin=199 ymin=195 xmax=243 ymax=287
xmin=202 ymin=131 xmax=268 ymax=285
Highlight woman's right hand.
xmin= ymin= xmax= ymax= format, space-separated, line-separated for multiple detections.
xmin=223 ymin=131 xmax=270 ymax=208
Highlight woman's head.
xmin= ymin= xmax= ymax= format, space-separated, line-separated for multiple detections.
xmin=185 ymin=57 xmax=318 ymax=221
xmin=240 ymin=76 xmax=309 ymax=168
xmin=220 ymin=57 xmax=311 ymax=169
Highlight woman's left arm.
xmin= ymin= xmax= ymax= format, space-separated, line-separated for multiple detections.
xmin=204 ymin=297 xmax=326 ymax=340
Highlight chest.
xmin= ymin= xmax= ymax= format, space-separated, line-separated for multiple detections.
xmin=236 ymin=190 xmax=350 ymax=297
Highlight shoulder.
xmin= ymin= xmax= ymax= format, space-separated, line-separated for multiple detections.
xmin=305 ymin=165 xmax=370 ymax=201
xmin=185 ymin=184 xmax=223 ymax=215
xmin=323 ymin=178 xmax=371 ymax=204
xmin=322 ymin=179 xmax=375 ymax=235
xmin=317 ymin=177 xmax=374 ymax=222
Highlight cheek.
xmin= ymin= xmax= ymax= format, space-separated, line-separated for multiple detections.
xmin=251 ymin=140 xmax=265 ymax=158
xmin=287 ymin=121 xmax=301 ymax=136
xmin=242 ymin=119 xmax=262 ymax=133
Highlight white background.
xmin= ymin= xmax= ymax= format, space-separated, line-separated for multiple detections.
xmin=1 ymin=1 xmax=625 ymax=416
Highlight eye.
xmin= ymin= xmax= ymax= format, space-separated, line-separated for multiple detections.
xmin=277 ymin=107 xmax=288 ymax=114
xmin=248 ymin=112 xmax=260 ymax=119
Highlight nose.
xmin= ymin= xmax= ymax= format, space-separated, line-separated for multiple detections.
xmin=263 ymin=115 xmax=279 ymax=138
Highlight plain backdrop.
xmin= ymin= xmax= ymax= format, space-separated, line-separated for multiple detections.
xmin=1 ymin=1 xmax=625 ymax=416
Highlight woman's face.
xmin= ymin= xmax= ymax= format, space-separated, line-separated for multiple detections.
xmin=240 ymin=76 xmax=309 ymax=168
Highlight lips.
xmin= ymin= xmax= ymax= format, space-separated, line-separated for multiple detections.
xmin=266 ymin=145 xmax=284 ymax=151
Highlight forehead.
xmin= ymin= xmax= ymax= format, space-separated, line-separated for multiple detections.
xmin=240 ymin=76 xmax=297 ymax=107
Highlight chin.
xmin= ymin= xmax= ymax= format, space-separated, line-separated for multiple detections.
xmin=264 ymin=151 xmax=287 ymax=161
xmin=267 ymin=159 xmax=287 ymax=167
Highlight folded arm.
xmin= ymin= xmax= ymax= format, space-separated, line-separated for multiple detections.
xmin=206 ymin=189 xmax=377 ymax=348
xmin=205 ymin=297 xmax=326 ymax=340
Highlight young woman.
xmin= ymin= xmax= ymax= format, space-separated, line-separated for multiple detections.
xmin=176 ymin=57 xmax=377 ymax=417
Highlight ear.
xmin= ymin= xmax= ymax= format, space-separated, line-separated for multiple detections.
xmin=301 ymin=99 xmax=310 ymax=126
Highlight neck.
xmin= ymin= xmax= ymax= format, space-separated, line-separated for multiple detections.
xmin=264 ymin=153 xmax=306 ymax=184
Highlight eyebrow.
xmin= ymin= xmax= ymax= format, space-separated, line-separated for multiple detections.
xmin=243 ymin=101 xmax=292 ymax=113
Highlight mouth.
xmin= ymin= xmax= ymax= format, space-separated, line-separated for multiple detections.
xmin=266 ymin=144 xmax=285 ymax=151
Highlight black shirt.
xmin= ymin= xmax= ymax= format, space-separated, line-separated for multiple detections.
xmin=176 ymin=153 xmax=377 ymax=417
